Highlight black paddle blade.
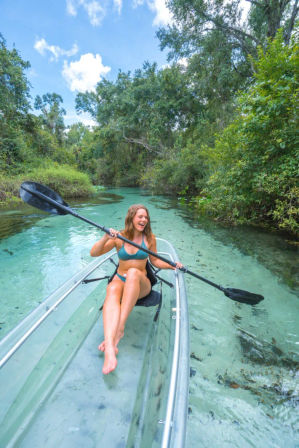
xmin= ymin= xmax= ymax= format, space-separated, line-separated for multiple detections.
xmin=20 ymin=181 xmax=69 ymax=215
xmin=224 ymin=288 xmax=264 ymax=305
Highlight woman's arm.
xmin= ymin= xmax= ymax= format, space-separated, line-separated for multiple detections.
xmin=90 ymin=230 xmax=118 ymax=257
xmin=148 ymin=235 xmax=182 ymax=270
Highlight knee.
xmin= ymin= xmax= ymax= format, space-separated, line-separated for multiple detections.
xmin=126 ymin=268 xmax=141 ymax=282
xmin=105 ymin=284 xmax=121 ymax=301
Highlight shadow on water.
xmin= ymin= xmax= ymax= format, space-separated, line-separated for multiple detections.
xmin=70 ymin=192 xmax=124 ymax=208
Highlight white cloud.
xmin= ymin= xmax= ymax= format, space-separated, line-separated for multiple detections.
xmin=65 ymin=112 xmax=97 ymax=127
xmin=62 ymin=53 xmax=111 ymax=92
xmin=66 ymin=0 xmax=172 ymax=27
xmin=178 ymin=57 xmax=188 ymax=68
xmin=240 ymin=0 xmax=250 ymax=24
xmin=148 ymin=0 xmax=173 ymax=26
xmin=113 ymin=0 xmax=122 ymax=14
xmin=132 ymin=0 xmax=144 ymax=7
xmin=66 ymin=0 xmax=77 ymax=15
xmin=34 ymin=38 xmax=78 ymax=61
xmin=66 ymin=0 xmax=106 ymax=26
xmin=161 ymin=58 xmax=188 ymax=70
xmin=78 ymin=115 xmax=98 ymax=127
xmin=132 ymin=0 xmax=173 ymax=26
xmin=85 ymin=1 xmax=106 ymax=25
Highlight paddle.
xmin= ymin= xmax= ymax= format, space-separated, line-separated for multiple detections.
xmin=20 ymin=181 xmax=264 ymax=306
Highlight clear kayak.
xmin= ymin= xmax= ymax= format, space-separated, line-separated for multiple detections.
xmin=0 ymin=238 xmax=189 ymax=448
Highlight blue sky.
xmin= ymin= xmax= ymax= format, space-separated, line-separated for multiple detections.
xmin=0 ymin=0 xmax=172 ymax=126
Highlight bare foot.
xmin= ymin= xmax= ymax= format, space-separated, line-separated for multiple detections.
xmin=102 ymin=344 xmax=117 ymax=374
xmin=114 ymin=328 xmax=124 ymax=347
xmin=98 ymin=340 xmax=119 ymax=354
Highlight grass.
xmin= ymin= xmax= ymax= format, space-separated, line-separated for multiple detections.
xmin=0 ymin=163 xmax=94 ymax=208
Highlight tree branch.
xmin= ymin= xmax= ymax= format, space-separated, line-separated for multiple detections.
xmin=122 ymin=134 xmax=165 ymax=155
xmin=284 ymin=0 xmax=299 ymax=44
xmin=245 ymin=0 xmax=264 ymax=7
xmin=201 ymin=11 xmax=261 ymax=46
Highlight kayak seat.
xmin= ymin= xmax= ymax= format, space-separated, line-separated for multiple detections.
xmin=95 ymin=261 xmax=162 ymax=314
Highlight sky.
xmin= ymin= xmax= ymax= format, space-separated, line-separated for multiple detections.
xmin=0 ymin=0 xmax=173 ymax=126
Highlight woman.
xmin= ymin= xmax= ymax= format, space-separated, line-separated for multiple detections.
xmin=90 ymin=204 xmax=182 ymax=374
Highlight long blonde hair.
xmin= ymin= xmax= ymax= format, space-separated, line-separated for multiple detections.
xmin=122 ymin=204 xmax=153 ymax=241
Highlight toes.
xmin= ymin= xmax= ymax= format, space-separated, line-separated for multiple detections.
xmin=98 ymin=341 xmax=105 ymax=352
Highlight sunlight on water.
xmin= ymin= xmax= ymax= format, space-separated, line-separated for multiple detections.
xmin=0 ymin=187 xmax=298 ymax=447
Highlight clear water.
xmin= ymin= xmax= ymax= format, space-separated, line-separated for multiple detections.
xmin=0 ymin=187 xmax=298 ymax=447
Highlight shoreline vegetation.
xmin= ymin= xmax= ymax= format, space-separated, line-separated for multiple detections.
xmin=0 ymin=164 xmax=94 ymax=209
xmin=0 ymin=171 xmax=297 ymax=243
xmin=1 ymin=6 xmax=298 ymax=237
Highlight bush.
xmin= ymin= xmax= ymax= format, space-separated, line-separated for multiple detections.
xmin=0 ymin=163 xmax=94 ymax=208
xmin=202 ymin=30 xmax=299 ymax=234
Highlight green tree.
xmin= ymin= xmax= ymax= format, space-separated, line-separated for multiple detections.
xmin=158 ymin=0 xmax=298 ymax=58
xmin=76 ymin=62 xmax=203 ymax=184
xmin=157 ymin=0 xmax=298 ymax=129
xmin=34 ymin=93 xmax=66 ymax=145
xmin=65 ymin=122 xmax=98 ymax=177
xmin=202 ymin=31 xmax=298 ymax=234
xmin=0 ymin=34 xmax=31 ymax=167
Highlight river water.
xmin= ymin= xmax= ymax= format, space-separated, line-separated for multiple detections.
xmin=0 ymin=187 xmax=298 ymax=447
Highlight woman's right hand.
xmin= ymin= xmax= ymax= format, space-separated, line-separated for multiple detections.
xmin=108 ymin=228 xmax=119 ymax=239
xmin=91 ymin=229 xmax=119 ymax=257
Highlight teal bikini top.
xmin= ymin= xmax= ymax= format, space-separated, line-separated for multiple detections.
xmin=118 ymin=235 xmax=148 ymax=261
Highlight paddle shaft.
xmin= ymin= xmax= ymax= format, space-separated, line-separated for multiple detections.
xmin=21 ymin=183 xmax=263 ymax=304
xmin=21 ymin=186 xmax=178 ymax=268
xmin=183 ymin=268 xmax=224 ymax=292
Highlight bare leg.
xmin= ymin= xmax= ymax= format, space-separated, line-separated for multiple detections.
xmin=101 ymin=280 xmax=123 ymax=374
xmin=115 ymin=268 xmax=151 ymax=346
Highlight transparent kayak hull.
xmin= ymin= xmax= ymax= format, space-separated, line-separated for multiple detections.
xmin=0 ymin=238 xmax=189 ymax=447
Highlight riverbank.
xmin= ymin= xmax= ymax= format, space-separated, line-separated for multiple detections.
xmin=177 ymin=194 xmax=299 ymax=241
xmin=1 ymin=168 xmax=298 ymax=241
xmin=0 ymin=164 xmax=94 ymax=209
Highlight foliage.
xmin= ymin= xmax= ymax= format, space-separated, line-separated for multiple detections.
xmin=0 ymin=163 xmax=94 ymax=207
xmin=157 ymin=0 xmax=298 ymax=128
xmin=158 ymin=0 xmax=298 ymax=57
xmin=34 ymin=93 xmax=66 ymax=144
xmin=76 ymin=62 xmax=204 ymax=184
xmin=0 ymin=16 xmax=298 ymax=237
xmin=27 ymin=164 xmax=94 ymax=197
xmin=65 ymin=122 xmax=99 ymax=179
xmin=201 ymin=31 xmax=299 ymax=234
xmin=142 ymin=142 xmax=207 ymax=194
xmin=0 ymin=34 xmax=31 ymax=166
xmin=0 ymin=34 xmax=31 ymax=120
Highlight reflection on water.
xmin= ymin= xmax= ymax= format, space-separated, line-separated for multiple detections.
xmin=152 ymin=198 xmax=299 ymax=293
xmin=0 ymin=209 xmax=48 ymax=240
xmin=70 ymin=191 xmax=124 ymax=208
xmin=0 ymin=187 xmax=298 ymax=447
xmin=0 ymin=192 xmax=124 ymax=241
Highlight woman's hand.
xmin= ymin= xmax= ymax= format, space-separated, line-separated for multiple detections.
xmin=173 ymin=261 xmax=183 ymax=270
xmin=90 ymin=229 xmax=119 ymax=257
xmin=107 ymin=228 xmax=119 ymax=239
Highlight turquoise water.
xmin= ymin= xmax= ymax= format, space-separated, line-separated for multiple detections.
xmin=0 ymin=188 xmax=298 ymax=447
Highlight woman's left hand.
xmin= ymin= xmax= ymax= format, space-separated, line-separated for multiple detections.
xmin=174 ymin=261 xmax=183 ymax=270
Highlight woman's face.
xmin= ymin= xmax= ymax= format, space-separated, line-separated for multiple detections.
xmin=132 ymin=208 xmax=148 ymax=232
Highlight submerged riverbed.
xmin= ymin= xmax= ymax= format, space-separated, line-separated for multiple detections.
xmin=0 ymin=187 xmax=298 ymax=447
